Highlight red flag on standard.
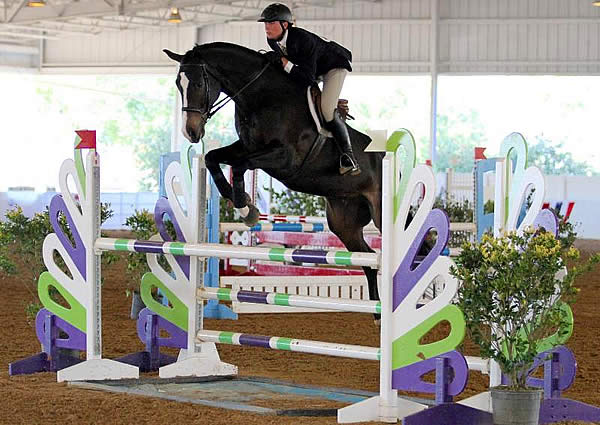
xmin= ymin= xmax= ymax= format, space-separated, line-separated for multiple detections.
xmin=474 ymin=147 xmax=487 ymax=160
xmin=75 ymin=130 xmax=96 ymax=149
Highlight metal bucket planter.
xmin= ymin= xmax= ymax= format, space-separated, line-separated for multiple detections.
xmin=491 ymin=387 xmax=543 ymax=425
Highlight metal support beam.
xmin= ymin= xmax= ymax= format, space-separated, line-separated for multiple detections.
xmin=0 ymin=41 xmax=38 ymax=54
xmin=0 ymin=29 xmax=59 ymax=39
xmin=6 ymin=0 xmax=27 ymax=23
xmin=429 ymin=0 xmax=439 ymax=166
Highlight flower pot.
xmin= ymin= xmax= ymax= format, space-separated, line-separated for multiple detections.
xmin=491 ymin=386 xmax=543 ymax=425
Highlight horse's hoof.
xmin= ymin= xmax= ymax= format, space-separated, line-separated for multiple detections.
xmin=242 ymin=203 xmax=260 ymax=227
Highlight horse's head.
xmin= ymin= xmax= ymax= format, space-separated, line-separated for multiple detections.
xmin=164 ymin=48 xmax=222 ymax=143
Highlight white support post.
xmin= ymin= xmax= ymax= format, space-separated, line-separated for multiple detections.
xmin=189 ymin=155 xmax=205 ymax=355
xmin=377 ymin=152 xmax=398 ymax=422
xmin=159 ymin=155 xmax=236 ymax=379
xmin=58 ymin=151 xmax=138 ymax=382
xmin=493 ymin=159 xmax=506 ymax=237
xmin=338 ymin=151 xmax=427 ymax=423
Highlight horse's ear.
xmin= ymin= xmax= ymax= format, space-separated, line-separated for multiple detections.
xmin=163 ymin=49 xmax=183 ymax=63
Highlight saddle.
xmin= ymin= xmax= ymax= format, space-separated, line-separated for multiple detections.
xmin=307 ymin=86 xmax=354 ymax=137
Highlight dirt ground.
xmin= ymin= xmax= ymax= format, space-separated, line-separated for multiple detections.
xmin=1 ymin=240 xmax=599 ymax=425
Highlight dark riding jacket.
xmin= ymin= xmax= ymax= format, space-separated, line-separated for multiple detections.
xmin=267 ymin=27 xmax=352 ymax=87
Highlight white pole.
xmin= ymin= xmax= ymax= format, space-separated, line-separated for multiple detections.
xmin=429 ymin=0 xmax=439 ymax=165
xmin=199 ymin=287 xmax=380 ymax=314
xmin=198 ymin=330 xmax=380 ymax=361
xmin=490 ymin=158 xmax=506 ymax=387
xmin=378 ymin=152 xmax=397 ymax=421
xmin=188 ymin=156 xmax=206 ymax=355
xmin=493 ymin=159 xmax=506 ymax=237
xmin=87 ymin=151 xmax=102 ymax=360
xmin=171 ymin=64 xmax=182 ymax=152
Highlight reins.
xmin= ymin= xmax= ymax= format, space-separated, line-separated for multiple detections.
xmin=180 ymin=61 xmax=271 ymax=120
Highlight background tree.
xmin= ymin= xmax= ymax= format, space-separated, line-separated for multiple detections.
xmin=527 ymin=136 xmax=597 ymax=176
xmin=421 ymin=109 xmax=488 ymax=172
xmin=101 ymin=77 xmax=174 ymax=191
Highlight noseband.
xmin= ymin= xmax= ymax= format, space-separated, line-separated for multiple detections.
xmin=179 ymin=61 xmax=271 ymax=122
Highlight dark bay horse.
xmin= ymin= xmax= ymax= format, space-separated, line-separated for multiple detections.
xmin=164 ymin=42 xmax=384 ymax=312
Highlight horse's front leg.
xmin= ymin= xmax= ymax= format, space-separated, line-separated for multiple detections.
xmin=205 ymin=141 xmax=245 ymax=203
xmin=204 ymin=141 xmax=260 ymax=226
xmin=231 ymin=165 xmax=260 ymax=226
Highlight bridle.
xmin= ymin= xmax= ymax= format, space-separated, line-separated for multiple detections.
xmin=179 ymin=61 xmax=271 ymax=122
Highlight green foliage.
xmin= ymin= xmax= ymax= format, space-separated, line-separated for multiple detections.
xmin=350 ymin=87 xmax=409 ymax=134
xmin=434 ymin=195 xmax=474 ymax=223
xmin=0 ymin=203 xmax=115 ymax=316
xmin=546 ymin=206 xmax=578 ymax=253
xmin=219 ymin=197 xmax=237 ymax=223
xmin=0 ymin=207 xmax=51 ymax=295
xmin=420 ymin=109 xmax=487 ymax=172
xmin=433 ymin=194 xmax=474 ymax=247
xmin=267 ymin=187 xmax=327 ymax=217
xmin=452 ymin=229 xmax=598 ymax=390
xmin=100 ymin=77 xmax=175 ymax=191
xmin=483 ymin=200 xmax=494 ymax=215
xmin=123 ymin=210 xmax=157 ymax=292
xmin=527 ymin=136 xmax=597 ymax=176
xmin=25 ymin=301 xmax=43 ymax=325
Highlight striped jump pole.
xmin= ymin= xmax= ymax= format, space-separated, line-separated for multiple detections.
xmin=226 ymin=220 xmax=472 ymax=234
xmin=220 ymin=222 xmax=327 ymax=233
xmin=95 ymin=238 xmax=379 ymax=268
xmin=198 ymin=330 xmax=380 ymax=361
xmin=200 ymin=287 xmax=381 ymax=315
xmin=258 ymin=213 xmax=328 ymax=224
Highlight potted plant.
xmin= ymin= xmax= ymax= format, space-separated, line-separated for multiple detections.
xmin=451 ymin=227 xmax=596 ymax=425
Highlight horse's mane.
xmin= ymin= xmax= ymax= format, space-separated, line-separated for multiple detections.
xmin=186 ymin=42 xmax=264 ymax=63
xmin=184 ymin=41 xmax=303 ymax=95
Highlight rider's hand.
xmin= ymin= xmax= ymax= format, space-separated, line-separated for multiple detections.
xmin=281 ymin=57 xmax=289 ymax=67
xmin=264 ymin=51 xmax=282 ymax=66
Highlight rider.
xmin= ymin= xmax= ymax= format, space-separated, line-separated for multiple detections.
xmin=258 ymin=3 xmax=361 ymax=176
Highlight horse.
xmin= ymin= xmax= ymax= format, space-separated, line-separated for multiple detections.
xmin=164 ymin=42 xmax=385 ymax=318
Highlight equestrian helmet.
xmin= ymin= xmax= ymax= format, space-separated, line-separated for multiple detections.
xmin=257 ymin=3 xmax=293 ymax=23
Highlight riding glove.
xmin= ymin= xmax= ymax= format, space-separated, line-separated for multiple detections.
xmin=264 ymin=51 xmax=283 ymax=66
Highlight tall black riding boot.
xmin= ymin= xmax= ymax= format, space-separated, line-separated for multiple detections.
xmin=324 ymin=110 xmax=361 ymax=176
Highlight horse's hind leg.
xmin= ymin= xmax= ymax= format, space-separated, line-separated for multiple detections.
xmin=325 ymin=196 xmax=380 ymax=323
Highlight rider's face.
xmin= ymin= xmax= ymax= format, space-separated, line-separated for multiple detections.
xmin=264 ymin=21 xmax=286 ymax=40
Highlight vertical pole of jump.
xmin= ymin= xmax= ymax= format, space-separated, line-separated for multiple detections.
xmin=188 ymin=156 xmax=207 ymax=354
xmin=378 ymin=151 xmax=397 ymax=420
xmin=489 ymin=158 xmax=506 ymax=388
xmin=493 ymin=159 xmax=506 ymax=239
xmin=205 ymin=177 xmax=237 ymax=319
xmin=87 ymin=150 xmax=102 ymax=360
